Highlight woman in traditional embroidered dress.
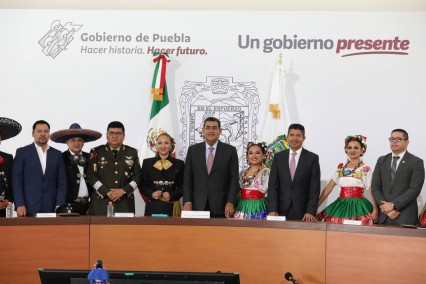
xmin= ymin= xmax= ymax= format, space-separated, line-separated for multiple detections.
xmin=234 ymin=142 xmax=270 ymax=219
xmin=317 ymin=135 xmax=378 ymax=225
xmin=140 ymin=133 xmax=184 ymax=217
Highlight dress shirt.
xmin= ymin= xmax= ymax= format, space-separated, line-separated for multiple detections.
xmin=205 ymin=141 xmax=219 ymax=164
xmin=35 ymin=143 xmax=49 ymax=174
xmin=391 ymin=150 xmax=406 ymax=170
xmin=69 ymin=150 xmax=89 ymax=197
xmin=289 ymin=147 xmax=303 ymax=168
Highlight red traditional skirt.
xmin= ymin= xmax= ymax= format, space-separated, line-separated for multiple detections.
xmin=420 ymin=210 xmax=426 ymax=226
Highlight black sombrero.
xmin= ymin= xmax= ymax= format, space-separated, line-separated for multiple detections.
xmin=50 ymin=123 xmax=102 ymax=143
xmin=0 ymin=117 xmax=22 ymax=141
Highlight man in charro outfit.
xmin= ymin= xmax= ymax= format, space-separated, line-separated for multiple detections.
xmin=50 ymin=123 xmax=102 ymax=215
xmin=87 ymin=121 xmax=142 ymax=215
xmin=0 ymin=117 xmax=22 ymax=217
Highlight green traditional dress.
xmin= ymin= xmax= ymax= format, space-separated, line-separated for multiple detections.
xmin=233 ymin=167 xmax=270 ymax=219
xmin=318 ymin=163 xmax=374 ymax=225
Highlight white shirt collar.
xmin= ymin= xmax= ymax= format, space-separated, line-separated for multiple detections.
xmin=69 ymin=150 xmax=82 ymax=156
xmin=392 ymin=150 xmax=406 ymax=159
xmin=34 ymin=142 xmax=49 ymax=152
xmin=290 ymin=147 xmax=303 ymax=155
xmin=205 ymin=140 xmax=218 ymax=150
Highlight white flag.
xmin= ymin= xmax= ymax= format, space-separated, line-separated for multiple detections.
xmin=260 ymin=61 xmax=291 ymax=144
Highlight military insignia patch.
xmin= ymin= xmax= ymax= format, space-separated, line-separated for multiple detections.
xmin=99 ymin=157 xmax=108 ymax=166
xmin=125 ymin=158 xmax=134 ymax=167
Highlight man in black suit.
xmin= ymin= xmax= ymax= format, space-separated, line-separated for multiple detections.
xmin=0 ymin=117 xmax=22 ymax=217
xmin=50 ymin=123 xmax=102 ymax=214
xmin=183 ymin=117 xmax=239 ymax=218
xmin=372 ymin=129 xmax=425 ymax=226
xmin=267 ymin=124 xmax=321 ymax=221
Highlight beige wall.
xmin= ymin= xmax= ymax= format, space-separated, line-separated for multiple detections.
xmin=1 ymin=0 xmax=425 ymax=11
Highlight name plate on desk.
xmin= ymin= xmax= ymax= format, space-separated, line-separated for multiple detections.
xmin=266 ymin=216 xmax=286 ymax=221
xmin=181 ymin=211 xmax=210 ymax=219
xmin=114 ymin=213 xmax=134 ymax=218
xmin=343 ymin=220 xmax=362 ymax=225
xmin=36 ymin=213 xmax=57 ymax=218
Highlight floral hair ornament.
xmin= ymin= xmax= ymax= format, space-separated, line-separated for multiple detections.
xmin=246 ymin=141 xmax=268 ymax=155
xmin=344 ymin=135 xmax=367 ymax=156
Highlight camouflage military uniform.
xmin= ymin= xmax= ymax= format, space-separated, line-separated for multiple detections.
xmin=87 ymin=144 xmax=141 ymax=215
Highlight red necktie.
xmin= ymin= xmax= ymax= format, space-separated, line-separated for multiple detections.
xmin=207 ymin=147 xmax=214 ymax=174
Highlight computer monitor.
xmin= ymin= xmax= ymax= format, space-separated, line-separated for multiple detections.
xmin=38 ymin=269 xmax=240 ymax=284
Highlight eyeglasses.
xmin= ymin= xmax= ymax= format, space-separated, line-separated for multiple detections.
xmin=108 ymin=131 xmax=124 ymax=137
xmin=388 ymin=137 xmax=407 ymax=142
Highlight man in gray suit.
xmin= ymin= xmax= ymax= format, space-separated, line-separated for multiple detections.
xmin=372 ymin=129 xmax=425 ymax=226
xmin=267 ymin=124 xmax=321 ymax=221
xmin=183 ymin=117 xmax=239 ymax=218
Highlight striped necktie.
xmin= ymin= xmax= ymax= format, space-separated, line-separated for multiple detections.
xmin=391 ymin=156 xmax=400 ymax=182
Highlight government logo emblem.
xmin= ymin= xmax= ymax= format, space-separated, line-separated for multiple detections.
xmin=179 ymin=76 xmax=260 ymax=170
xmin=39 ymin=20 xmax=82 ymax=58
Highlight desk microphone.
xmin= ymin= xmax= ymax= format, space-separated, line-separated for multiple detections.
xmin=285 ymin=272 xmax=299 ymax=284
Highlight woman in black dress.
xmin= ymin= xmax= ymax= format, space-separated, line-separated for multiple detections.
xmin=140 ymin=133 xmax=184 ymax=217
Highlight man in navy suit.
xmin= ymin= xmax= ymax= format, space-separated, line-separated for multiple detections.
xmin=12 ymin=120 xmax=67 ymax=216
xmin=183 ymin=117 xmax=239 ymax=218
xmin=267 ymin=124 xmax=321 ymax=221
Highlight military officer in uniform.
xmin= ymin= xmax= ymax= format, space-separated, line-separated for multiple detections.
xmin=50 ymin=123 xmax=102 ymax=214
xmin=87 ymin=121 xmax=142 ymax=215
xmin=0 ymin=117 xmax=22 ymax=217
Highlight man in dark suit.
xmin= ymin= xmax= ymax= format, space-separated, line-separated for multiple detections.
xmin=183 ymin=117 xmax=239 ymax=218
xmin=267 ymin=124 xmax=321 ymax=221
xmin=12 ymin=120 xmax=67 ymax=216
xmin=50 ymin=123 xmax=102 ymax=215
xmin=0 ymin=117 xmax=22 ymax=217
xmin=87 ymin=121 xmax=142 ymax=215
xmin=372 ymin=129 xmax=425 ymax=226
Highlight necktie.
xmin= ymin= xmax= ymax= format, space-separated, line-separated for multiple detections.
xmin=112 ymin=150 xmax=118 ymax=158
xmin=290 ymin=152 xmax=297 ymax=181
xmin=76 ymin=154 xmax=85 ymax=167
xmin=207 ymin=146 xmax=214 ymax=174
xmin=71 ymin=154 xmax=86 ymax=167
xmin=391 ymin=156 xmax=400 ymax=182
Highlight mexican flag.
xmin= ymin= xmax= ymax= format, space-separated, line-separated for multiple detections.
xmin=141 ymin=52 xmax=175 ymax=158
xmin=136 ymin=52 xmax=175 ymax=216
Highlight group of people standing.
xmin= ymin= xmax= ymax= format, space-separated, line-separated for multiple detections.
xmin=0 ymin=116 xmax=425 ymax=226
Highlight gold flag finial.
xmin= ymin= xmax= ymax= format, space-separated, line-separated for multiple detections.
xmin=278 ymin=53 xmax=283 ymax=65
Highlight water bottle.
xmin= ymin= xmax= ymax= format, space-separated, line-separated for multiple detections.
xmin=107 ymin=201 xmax=114 ymax=217
xmin=6 ymin=202 xmax=13 ymax=218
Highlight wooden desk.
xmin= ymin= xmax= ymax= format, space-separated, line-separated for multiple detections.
xmin=90 ymin=217 xmax=327 ymax=284
xmin=326 ymin=224 xmax=426 ymax=284
xmin=0 ymin=217 xmax=90 ymax=284
xmin=2 ymin=217 xmax=426 ymax=284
